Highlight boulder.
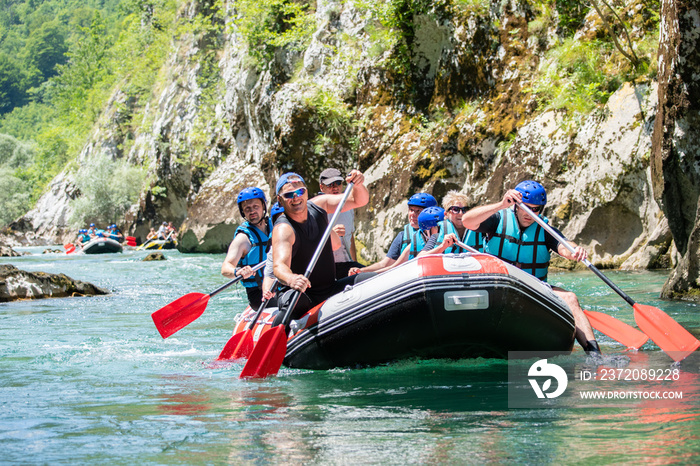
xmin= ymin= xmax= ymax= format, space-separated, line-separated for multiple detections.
xmin=143 ymin=252 xmax=166 ymax=261
xmin=0 ymin=264 xmax=109 ymax=302
xmin=0 ymin=244 xmax=21 ymax=257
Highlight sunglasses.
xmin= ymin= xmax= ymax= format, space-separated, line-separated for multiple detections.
xmin=448 ymin=206 xmax=468 ymax=214
xmin=323 ymin=180 xmax=343 ymax=188
xmin=280 ymin=187 xmax=307 ymax=199
xmin=518 ymin=204 xmax=544 ymax=213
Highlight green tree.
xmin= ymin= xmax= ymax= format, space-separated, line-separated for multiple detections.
xmin=22 ymin=19 xmax=69 ymax=81
xmin=0 ymin=53 xmax=29 ymax=112
xmin=0 ymin=167 xmax=32 ymax=227
xmin=69 ymin=153 xmax=145 ymax=227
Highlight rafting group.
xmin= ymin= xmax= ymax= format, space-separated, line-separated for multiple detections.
xmin=137 ymin=222 xmax=179 ymax=250
xmin=65 ymin=223 xmax=134 ymax=254
xmin=152 ymin=168 xmax=699 ymax=378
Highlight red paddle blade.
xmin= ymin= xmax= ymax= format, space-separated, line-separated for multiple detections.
xmin=633 ymin=303 xmax=700 ymax=362
xmin=64 ymin=243 xmax=76 ymax=254
xmin=239 ymin=326 xmax=287 ymax=379
xmin=151 ymin=293 xmax=210 ymax=338
xmin=217 ymin=330 xmax=251 ymax=360
xmin=584 ymin=309 xmax=648 ymax=350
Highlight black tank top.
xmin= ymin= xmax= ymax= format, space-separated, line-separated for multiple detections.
xmin=275 ymin=201 xmax=336 ymax=292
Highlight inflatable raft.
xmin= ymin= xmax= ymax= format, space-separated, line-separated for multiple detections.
xmin=232 ymin=253 xmax=576 ymax=370
xmin=82 ymin=237 xmax=123 ymax=254
xmin=136 ymin=239 xmax=177 ymax=250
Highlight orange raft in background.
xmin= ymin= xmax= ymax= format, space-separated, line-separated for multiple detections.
xmin=231 ymin=253 xmax=576 ymax=371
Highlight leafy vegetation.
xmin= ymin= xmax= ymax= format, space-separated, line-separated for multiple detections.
xmin=0 ymin=0 xmax=177 ymax=227
xmin=529 ymin=0 xmax=659 ymax=122
xmin=69 ymin=152 xmax=146 ymax=227
xmin=231 ymin=0 xmax=315 ymax=69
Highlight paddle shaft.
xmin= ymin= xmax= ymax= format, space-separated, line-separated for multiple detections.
xmin=211 ymin=261 xmax=266 ymax=298
xmin=518 ymin=203 xmax=637 ymax=307
xmin=277 ymin=182 xmax=355 ymax=327
xmin=455 ymin=240 xmax=479 ymax=254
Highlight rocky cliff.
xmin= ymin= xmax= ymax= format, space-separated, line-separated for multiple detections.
xmin=651 ymin=0 xmax=700 ymax=299
xmin=11 ymin=0 xmax=700 ymax=297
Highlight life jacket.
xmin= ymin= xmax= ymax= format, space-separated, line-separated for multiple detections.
xmin=400 ymin=224 xmax=428 ymax=260
xmin=235 ymin=217 xmax=273 ymax=288
xmin=485 ymin=208 xmax=551 ymax=281
xmin=438 ymin=219 xmax=484 ymax=253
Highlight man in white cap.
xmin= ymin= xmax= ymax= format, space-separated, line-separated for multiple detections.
xmin=314 ymin=168 xmax=363 ymax=277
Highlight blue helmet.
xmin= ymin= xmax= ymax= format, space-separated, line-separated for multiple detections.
xmin=408 ymin=193 xmax=438 ymax=208
xmin=418 ymin=206 xmax=445 ymax=231
xmin=237 ymin=187 xmax=267 ymax=217
xmin=270 ymin=202 xmax=284 ymax=219
xmin=515 ymin=180 xmax=547 ymax=205
xmin=90 ymin=223 xmax=95 ymax=227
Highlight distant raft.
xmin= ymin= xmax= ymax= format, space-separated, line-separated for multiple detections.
xmin=81 ymin=237 xmax=123 ymax=254
xmin=136 ymin=239 xmax=177 ymax=251
xmin=232 ymin=253 xmax=576 ymax=370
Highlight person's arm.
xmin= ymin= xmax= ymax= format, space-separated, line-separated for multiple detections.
xmin=550 ymin=228 xmax=588 ymax=262
xmin=331 ymin=224 xmax=343 ymax=251
xmin=418 ymin=233 xmax=456 ymax=257
xmin=221 ymin=233 xmax=253 ymax=279
xmin=350 ymin=231 xmax=402 ymax=274
xmin=378 ymin=246 xmax=410 ymax=272
xmin=272 ymin=223 xmax=310 ymax=292
xmin=462 ymin=189 xmax=522 ymax=231
xmin=313 ymin=169 xmax=369 ymax=214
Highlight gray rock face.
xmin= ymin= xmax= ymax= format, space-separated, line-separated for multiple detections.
xmin=651 ymin=0 xmax=700 ymax=299
xmin=0 ymin=264 xmax=109 ymax=302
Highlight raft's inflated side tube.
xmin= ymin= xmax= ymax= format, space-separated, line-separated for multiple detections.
xmin=231 ymin=254 xmax=576 ymax=370
xmin=82 ymin=238 xmax=123 ymax=254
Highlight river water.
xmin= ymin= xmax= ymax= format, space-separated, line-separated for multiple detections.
xmin=1 ymin=248 xmax=699 ymax=464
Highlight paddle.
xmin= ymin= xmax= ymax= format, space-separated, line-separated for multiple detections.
xmin=217 ymin=279 xmax=278 ymax=360
xmin=454 ymin=239 xmax=647 ymax=349
xmin=583 ymin=309 xmax=648 ymax=350
xmin=151 ymin=261 xmax=265 ymax=338
xmin=518 ymin=202 xmax=700 ymax=361
xmin=240 ymin=182 xmax=355 ymax=379
xmin=64 ymin=243 xmax=76 ymax=254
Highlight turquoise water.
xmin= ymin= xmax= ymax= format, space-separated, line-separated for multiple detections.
xmin=1 ymin=248 xmax=699 ymax=464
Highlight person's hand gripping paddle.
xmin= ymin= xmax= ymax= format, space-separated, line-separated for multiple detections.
xmin=240 ymin=182 xmax=355 ymax=379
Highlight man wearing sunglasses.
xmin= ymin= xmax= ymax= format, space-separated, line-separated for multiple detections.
xmin=316 ymin=168 xmax=363 ymax=278
xmin=271 ymin=170 xmax=373 ymax=325
xmin=461 ymin=180 xmax=601 ymax=356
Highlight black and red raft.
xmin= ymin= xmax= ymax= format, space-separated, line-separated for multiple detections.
xmin=232 ymin=253 xmax=576 ymax=370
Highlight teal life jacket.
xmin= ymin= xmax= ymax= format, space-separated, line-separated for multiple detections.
xmin=485 ymin=208 xmax=551 ymax=281
xmin=400 ymin=224 xmax=428 ymax=260
xmin=438 ymin=219 xmax=485 ymax=253
xmin=235 ymin=217 xmax=273 ymax=288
